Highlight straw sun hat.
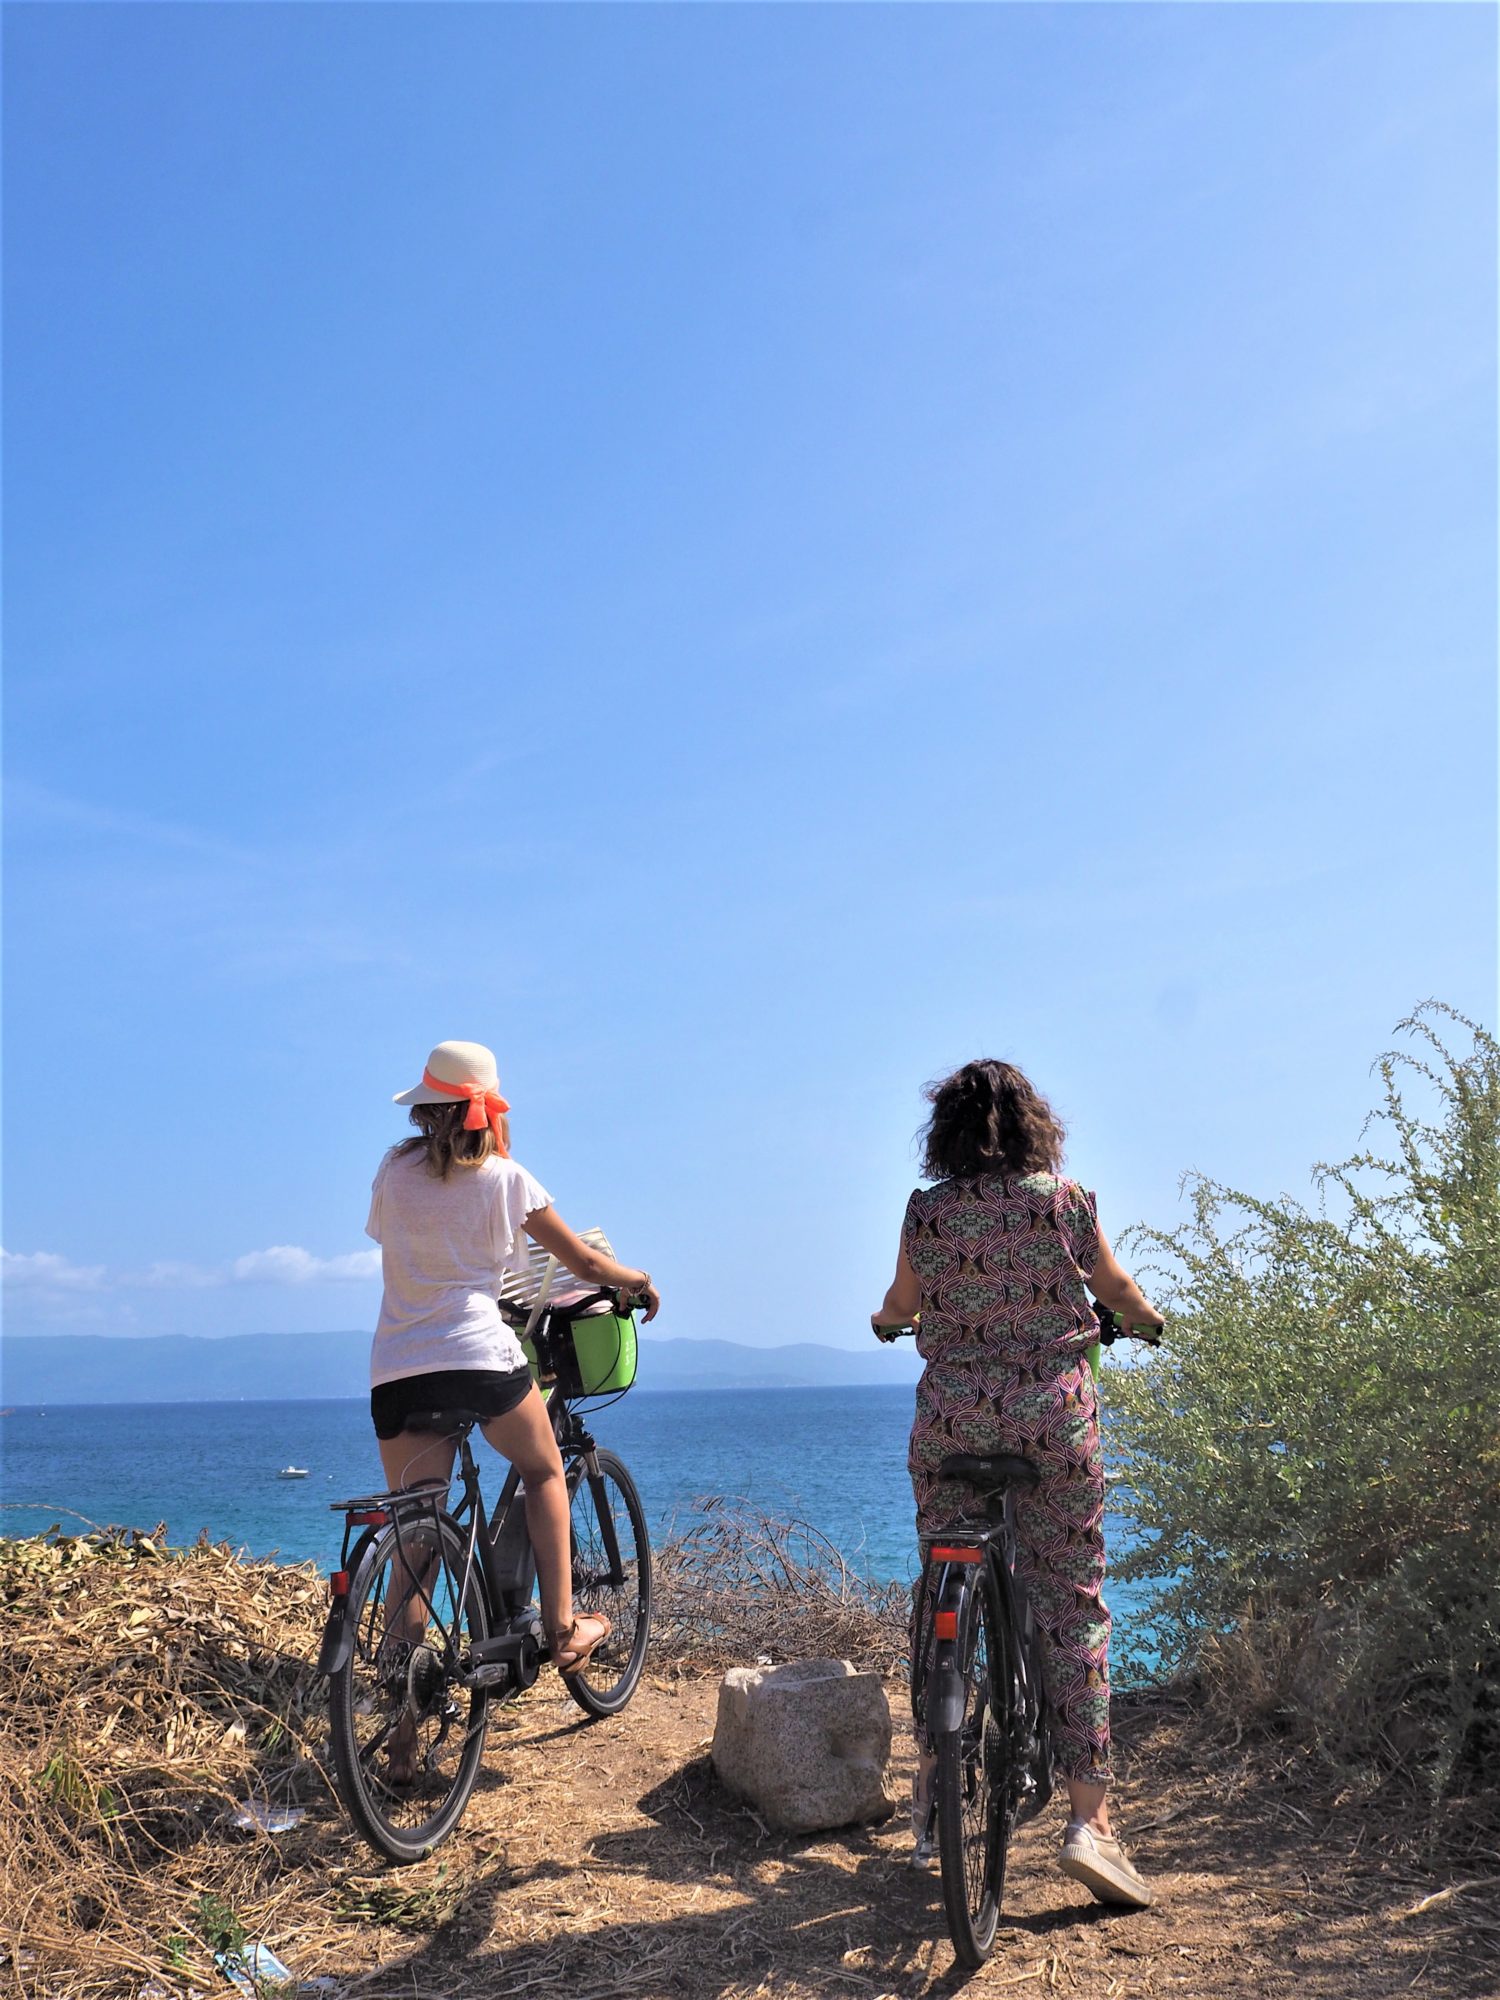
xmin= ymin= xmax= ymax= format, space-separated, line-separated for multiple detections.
xmin=394 ymin=1040 xmax=509 ymax=1139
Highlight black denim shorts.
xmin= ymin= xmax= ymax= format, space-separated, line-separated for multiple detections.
xmin=370 ymin=1364 xmax=534 ymax=1441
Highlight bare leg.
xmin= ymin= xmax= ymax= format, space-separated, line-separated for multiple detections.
xmin=379 ymin=1428 xmax=459 ymax=1500
xmin=479 ymin=1387 xmax=608 ymax=1665
xmin=1065 ymin=1777 xmax=1111 ymax=1838
xmin=376 ymin=1432 xmax=457 ymax=1782
xmin=377 ymin=1429 xmax=458 ymax=1647
xmin=915 ymin=1747 xmax=937 ymax=1817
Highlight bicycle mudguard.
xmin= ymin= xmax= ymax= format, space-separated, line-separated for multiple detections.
xmin=315 ymin=1529 xmax=381 ymax=1679
xmin=928 ymin=1656 xmax=967 ymax=1735
xmin=925 ymin=1565 xmax=983 ymax=1734
xmin=316 ymin=1598 xmax=355 ymax=1679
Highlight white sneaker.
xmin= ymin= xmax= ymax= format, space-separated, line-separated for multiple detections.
xmin=1059 ymin=1821 xmax=1153 ymax=1908
xmin=910 ymin=1822 xmax=938 ymax=1872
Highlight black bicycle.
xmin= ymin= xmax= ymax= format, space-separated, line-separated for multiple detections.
xmin=317 ymin=1288 xmax=653 ymax=1863
xmin=878 ymin=1302 xmax=1162 ymax=1966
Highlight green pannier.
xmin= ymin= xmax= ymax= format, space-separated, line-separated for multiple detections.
xmin=524 ymin=1306 xmax=638 ymax=1398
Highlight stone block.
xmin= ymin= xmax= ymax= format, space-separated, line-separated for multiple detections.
xmin=710 ymin=1658 xmax=894 ymax=1834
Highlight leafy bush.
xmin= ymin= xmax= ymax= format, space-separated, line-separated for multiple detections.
xmin=1108 ymin=1004 xmax=1500 ymax=1796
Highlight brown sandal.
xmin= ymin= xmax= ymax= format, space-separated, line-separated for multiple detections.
xmin=549 ymin=1612 xmax=611 ymax=1676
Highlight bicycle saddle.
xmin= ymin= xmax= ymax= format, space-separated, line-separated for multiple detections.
xmin=401 ymin=1408 xmax=483 ymax=1435
xmin=937 ymin=1451 xmax=1040 ymax=1493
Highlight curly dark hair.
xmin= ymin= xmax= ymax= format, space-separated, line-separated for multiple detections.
xmin=919 ymin=1059 xmax=1066 ymax=1180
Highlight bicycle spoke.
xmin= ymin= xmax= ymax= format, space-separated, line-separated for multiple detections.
xmin=329 ymin=1427 xmax=652 ymax=1857
xmin=329 ymin=1515 xmax=490 ymax=1861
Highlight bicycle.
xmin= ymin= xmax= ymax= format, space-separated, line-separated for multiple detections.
xmin=316 ymin=1286 xmax=653 ymax=1863
xmin=876 ymin=1302 xmax=1162 ymax=1966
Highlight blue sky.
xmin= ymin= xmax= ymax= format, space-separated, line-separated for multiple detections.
xmin=3 ymin=4 xmax=1495 ymax=1350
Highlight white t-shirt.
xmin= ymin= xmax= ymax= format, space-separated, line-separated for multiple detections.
xmin=365 ymin=1147 xmax=551 ymax=1386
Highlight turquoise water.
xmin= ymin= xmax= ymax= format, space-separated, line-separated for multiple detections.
xmin=0 ymin=1388 xmax=1150 ymax=1637
xmin=1 ymin=1388 xmax=919 ymax=1573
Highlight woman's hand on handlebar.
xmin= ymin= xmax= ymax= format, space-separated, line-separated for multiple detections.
xmin=872 ymin=1312 xmax=918 ymax=1343
xmin=619 ymin=1277 xmax=660 ymax=1323
xmin=1090 ymin=1230 xmax=1165 ymax=1343
xmin=1094 ymin=1298 xmax=1165 ymax=1345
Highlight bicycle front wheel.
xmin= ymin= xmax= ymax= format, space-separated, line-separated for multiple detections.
xmin=935 ymin=1574 xmax=1009 ymax=1967
xmin=329 ymin=1513 xmax=490 ymax=1864
xmin=561 ymin=1448 xmax=653 ymax=1718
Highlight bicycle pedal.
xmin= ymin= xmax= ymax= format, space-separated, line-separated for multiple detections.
xmin=462 ymin=1663 xmax=515 ymax=1691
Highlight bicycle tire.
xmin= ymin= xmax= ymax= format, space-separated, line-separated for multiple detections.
xmin=561 ymin=1448 xmax=653 ymax=1718
xmin=935 ymin=1572 xmax=1008 ymax=1967
xmin=1003 ymin=1573 xmax=1053 ymax=1830
xmin=329 ymin=1513 xmax=490 ymax=1864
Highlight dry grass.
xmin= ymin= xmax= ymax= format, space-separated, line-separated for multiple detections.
xmin=0 ymin=1525 xmax=339 ymax=1998
xmin=3 ymin=1523 xmax=1498 ymax=2000
xmin=0 ymin=1510 xmax=904 ymax=2000
xmin=649 ymin=1500 xmax=908 ymax=1673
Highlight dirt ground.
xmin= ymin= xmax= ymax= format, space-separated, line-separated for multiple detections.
xmin=297 ymin=1671 xmax=1500 ymax=2000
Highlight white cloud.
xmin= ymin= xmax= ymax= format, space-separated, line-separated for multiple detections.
xmin=137 ymin=1260 xmax=226 ymax=1290
xmin=1 ymin=1243 xmax=381 ymax=1303
xmin=1 ymin=1248 xmax=108 ymax=1292
xmin=229 ymin=1245 xmax=382 ymax=1286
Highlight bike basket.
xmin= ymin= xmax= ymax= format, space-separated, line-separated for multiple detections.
xmin=525 ymin=1306 xmax=638 ymax=1397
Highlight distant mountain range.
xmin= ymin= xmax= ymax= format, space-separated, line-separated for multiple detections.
xmin=0 ymin=1330 xmax=922 ymax=1405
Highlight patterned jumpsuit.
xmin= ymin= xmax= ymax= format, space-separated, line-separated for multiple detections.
xmin=904 ymin=1171 xmax=1112 ymax=1787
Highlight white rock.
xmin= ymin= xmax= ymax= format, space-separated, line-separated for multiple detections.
xmin=710 ymin=1658 xmax=894 ymax=1833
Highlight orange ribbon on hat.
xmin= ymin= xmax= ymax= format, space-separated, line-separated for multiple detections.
xmin=421 ymin=1067 xmax=510 ymax=1149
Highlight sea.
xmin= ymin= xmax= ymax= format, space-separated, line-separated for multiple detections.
xmin=0 ymin=1387 xmax=1155 ymax=1653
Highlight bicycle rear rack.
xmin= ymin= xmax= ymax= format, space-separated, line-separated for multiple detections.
xmin=322 ymin=1477 xmax=544 ymax=1696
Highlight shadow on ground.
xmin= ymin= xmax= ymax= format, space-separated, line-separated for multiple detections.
xmin=336 ymin=1688 xmax=1500 ymax=2000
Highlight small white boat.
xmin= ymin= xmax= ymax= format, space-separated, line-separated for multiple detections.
xmin=276 ymin=1466 xmax=310 ymax=1480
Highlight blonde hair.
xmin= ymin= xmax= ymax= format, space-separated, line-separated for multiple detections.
xmin=394 ymin=1101 xmax=509 ymax=1180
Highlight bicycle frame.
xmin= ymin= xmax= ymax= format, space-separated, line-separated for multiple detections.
xmin=914 ymin=1492 xmax=1054 ymax=1822
xmin=317 ymin=1389 xmax=627 ymax=1695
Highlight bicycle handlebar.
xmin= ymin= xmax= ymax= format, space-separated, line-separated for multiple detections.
xmin=873 ymin=1300 xmax=1164 ymax=1346
xmin=1093 ymin=1302 xmax=1164 ymax=1347
xmin=558 ymin=1284 xmax=655 ymax=1316
xmin=500 ymin=1284 xmax=653 ymax=1329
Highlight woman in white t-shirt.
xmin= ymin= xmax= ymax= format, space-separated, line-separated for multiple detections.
xmin=367 ymin=1040 xmax=660 ymax=1711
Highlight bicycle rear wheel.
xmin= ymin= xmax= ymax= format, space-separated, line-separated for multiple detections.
xmin=329 ymin=1513 xmax=489 ymax=1863
xmin=935 ymin=1574 xmax=1010 ymax=1967
xmin=561 ymin=1448 xmax=652 ymax=1718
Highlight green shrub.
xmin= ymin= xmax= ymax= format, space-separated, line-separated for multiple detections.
xmin=1108 ymin=1003 xmax=1500 ymax=1796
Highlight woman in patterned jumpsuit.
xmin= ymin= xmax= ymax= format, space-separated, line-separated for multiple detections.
xmin=873 ymin=1058 xmax=1162 ymax=1909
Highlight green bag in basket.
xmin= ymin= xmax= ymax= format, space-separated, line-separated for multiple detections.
xmin=524 ymin=1306 xmax=638 ymax=1397
xmin=571 ymin=1308 xmax=638 ymax=1394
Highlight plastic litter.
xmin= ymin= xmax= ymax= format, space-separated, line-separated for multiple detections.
xmin=215 ymin=1944 xmax=337 ymax=1995
xmin=228 ymin=1801 xmax=307 ymax=1834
